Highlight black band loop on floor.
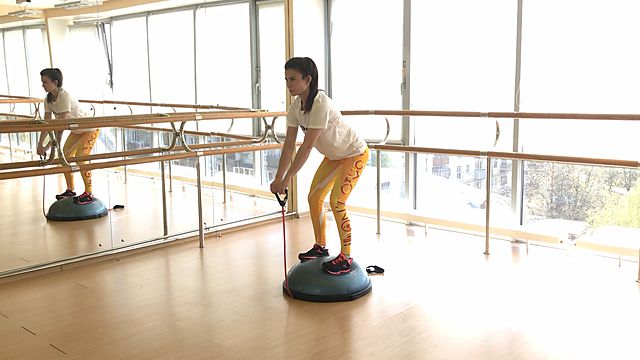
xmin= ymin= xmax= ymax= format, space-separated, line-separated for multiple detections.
xmin=366 ymin=265 xmax=384 ymax=274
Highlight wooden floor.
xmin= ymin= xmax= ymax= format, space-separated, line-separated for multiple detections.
xmin=1 ymin=212 xmax=640 ymax=359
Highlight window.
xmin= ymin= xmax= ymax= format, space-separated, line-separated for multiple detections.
xmin=67 ymin=25 xmax=111 ymax=104
xmin=196 ymin=3 xmax=252 ymax=134
xmin=411 ymin=0 xmax=515 ymax=151
xmin=24 ymin=28 xmax=48 ymax=99
xmin=4 ymin=30 xmax=29 ymax=114
xmin=149 ymin=10 xmax=195 ymax=106
xmin=111 ymin=17 xmax=150 ymax=111
xmin=330 ymin=0 xmax=402 ymax=142
xmin=519 ymin=0 xmax=640 ymax=255
xmin=258 ymin=1 xmax=285 ymax=131
xmin=0 ymin=33 xmax=8 ymax=114
xmin=520 ymin=0 xmax=640 ymax=160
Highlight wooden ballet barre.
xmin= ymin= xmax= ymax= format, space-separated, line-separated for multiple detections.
xmin=119 ymin=125 xmax=258 ymax=141
xmin=0 ymin=98 xmax=41 ymax=104
xmin=0 ymin=111 xmax=287 ymax=133
xmin=342 ymin=109 xmax=640 ymax=122
xmin=488 ymin=111 xmax=640 ymax=121
xmin=0 ymin=113 xmax=35 ymax=119
xmin=0 ymin=142 xmax=285 ymax=181
xmin=0 ymin=138 xmax=257 ymax=171
xmin=369 ymin=144 xmax=640 ymax=169
xmin=486 ymin=151 xmax=640 ymax=168
xmin=80 ymin=99 xmax=255 ymax=112
xmin=371 ymin=144 xmax=485 ymax=157
xmin=343 ymin=110 xmax=486 ymax=118
xmin=0 ymin=94 xmax=38 ymax=99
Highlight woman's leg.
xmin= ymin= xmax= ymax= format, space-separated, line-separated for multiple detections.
xmin=328 ymin=148 xmax=369 ymax=257
xmin=307 ymin=157 xmax=340 ymax=247
xmin=75 ymin=130 xmax=100 ymax=194
xmin=62 ymin=133 xmax=83 ymax=191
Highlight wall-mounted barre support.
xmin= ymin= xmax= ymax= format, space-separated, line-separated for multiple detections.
xmin=381 ymin=117 xmax=390 ymax=145
xmin=161 ymin=122 xmax=179 ymax=151
xmin=226 ymin=118 xmax=235 ymax=134
xmin=255 ymin=117 xmax=271 ymax=144
xmin=179 ymin=121 xmax=194 ymax=152
xmin=270 ymin=117 xmax=282 ymax=144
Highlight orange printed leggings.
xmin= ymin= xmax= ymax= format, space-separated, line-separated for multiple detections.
xmin=62 ymin=130 xmax=100 ymax=194
xmin=308 ymin=148 xmax=369 ymax=257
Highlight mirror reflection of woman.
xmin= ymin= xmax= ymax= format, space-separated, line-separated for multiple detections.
xmin=36 ymin=68 xmax=99 ymax=205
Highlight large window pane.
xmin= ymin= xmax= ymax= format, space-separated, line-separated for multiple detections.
xmin=258 ymin=1 xmax=285 ymax=113
xmin=257 ymin=2 xmax=285 ymax=189
xmin=5 ymin=30 xmax=28 ymax=95
xmin=0 ymin=33 xmax=9 ymax=114
xmin=24 ymin=28 xmax=48 ymax=99
xmin=5 ymin=30 xmax=30 ymax=116
xmin=520 ymin=0 xmax=640 ymax=160
xmin=67 ymin=26 xmax=111 ymax=104
xmin=417 ymin=154 xmax=485 ymax=224
xmin=350 ymin=151 xmax=407 ymax=211
xmin=149 ymin=10 xmax=194 ymax=105
xmin=524 ymin=162 xmax=640 ymax=256
xmin=112 ymin=17 xmax=150 ymax=112
xmin=411 ymin=0 xmax=516 ymax=151
xmin=330 ymin=0 xmax=402 ymax=142
xmin=196 ymin=3 xmax=252 ymax=134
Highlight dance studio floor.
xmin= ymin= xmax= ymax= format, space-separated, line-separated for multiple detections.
xmin=1 ymin=210 xmax=640 ymax=359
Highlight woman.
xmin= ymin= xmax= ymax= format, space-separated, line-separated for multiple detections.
xmin=36 ymin=68 xmax=99 ymax=205
xmin=270 ymin=57 xmax=369 ymax=275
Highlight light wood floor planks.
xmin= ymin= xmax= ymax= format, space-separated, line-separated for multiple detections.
xmin=1 ymin=213 xmax=640 ymax=359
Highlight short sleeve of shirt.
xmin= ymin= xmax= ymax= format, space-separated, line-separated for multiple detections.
xmin=306 ymin=97 xmax=330 ymax=129
xmin=55 ymin=91 xmax=72 ymax=114
xmin=44 ymin=98 xmax=51 ymax=113
xmin=286 ymin=102 xmax=298 ymax=128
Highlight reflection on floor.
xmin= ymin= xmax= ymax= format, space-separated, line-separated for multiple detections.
xmin=0 ymin=171 xmax=279 ymax=274
xmin=0 ymin=214 xmax=639 ymax=359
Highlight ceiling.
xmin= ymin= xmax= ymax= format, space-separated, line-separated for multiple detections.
xmin=0 ymin=0 xmax=111 ymax=23
xmin=0 ymin=0 xmax=224 ymax=24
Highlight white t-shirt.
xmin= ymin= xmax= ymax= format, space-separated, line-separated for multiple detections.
xmin=44 ymin=88 xmax=94 ymax=134
xmin=286 ymin=91 xmax=367 ymax=160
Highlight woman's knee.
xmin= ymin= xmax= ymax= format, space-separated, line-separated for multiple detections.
xmin=308 ymin=192 xmax=323 ymax=207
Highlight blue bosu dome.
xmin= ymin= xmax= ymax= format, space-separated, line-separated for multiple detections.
xmin=283 ymin=256 xmax=372 ymax=302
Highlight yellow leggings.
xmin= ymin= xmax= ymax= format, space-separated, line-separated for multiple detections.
xmin=62 ymin=130 xmax=100 ymax=194
xmin=308 ymin=148 xmax=369 ymax=257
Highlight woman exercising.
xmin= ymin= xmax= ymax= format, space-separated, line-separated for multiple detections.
xmin=270 ymin=57 xmax=369 ymax=275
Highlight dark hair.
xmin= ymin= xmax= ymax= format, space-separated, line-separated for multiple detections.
xmin=285 ymin=57 xmax=318 ymax=114
xmin=40 ymin=68 xmax=63 ymax=103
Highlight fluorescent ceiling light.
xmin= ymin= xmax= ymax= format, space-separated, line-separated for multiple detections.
xmin=54 ymin=0 xmax=102 ymax=9
xmin=8 ymin=9 xmax=42 ymax=17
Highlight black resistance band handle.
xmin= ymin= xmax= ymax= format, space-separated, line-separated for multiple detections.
xmin=274 ymin=188 xmax=288 ymax=207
